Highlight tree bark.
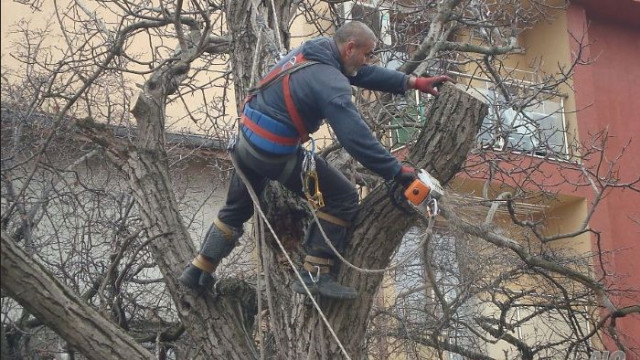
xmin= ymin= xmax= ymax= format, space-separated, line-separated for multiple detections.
xmin=75 ymin=35 xmax=487 ymax=360
xmin=74 ymin=92 xmax=260 ymax=359
xmin=0 ymin=231 xmax=153 ymax=360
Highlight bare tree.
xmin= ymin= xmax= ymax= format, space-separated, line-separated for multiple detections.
xmin=1 ymin=0 xmax=638 ymax=359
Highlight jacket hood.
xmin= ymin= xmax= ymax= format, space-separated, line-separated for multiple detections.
xmin=301 ymin=37 xmax=344 ymax=73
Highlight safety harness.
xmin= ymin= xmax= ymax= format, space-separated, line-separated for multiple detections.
xmin=238 ymin=54 xmax=362 ymax=299
xmin=241 ymin=52 xmax=319 ymax=154
xmin=240 ymin=53 xmax=350 ymax=254
xmin=239 ymin=52 xmax=330 ymax=208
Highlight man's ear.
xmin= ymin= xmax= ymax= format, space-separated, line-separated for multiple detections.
xmin=346 ymin=40 xmax=357 ymax=55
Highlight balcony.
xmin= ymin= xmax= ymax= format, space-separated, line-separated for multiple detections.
xmin=388 ymin=70 xmax=569 ymax=160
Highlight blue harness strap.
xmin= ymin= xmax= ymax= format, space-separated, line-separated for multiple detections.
xmin=241 ymin=105 xmax=300 ymax=155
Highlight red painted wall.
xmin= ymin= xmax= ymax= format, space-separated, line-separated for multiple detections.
xmin=568 ymin=4 xmax=640 ymax=354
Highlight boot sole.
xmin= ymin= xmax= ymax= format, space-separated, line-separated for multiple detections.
xmin=178 ymin=272 xmax=200 ymax=289
xmin=179 ymin=276 xmax=203 ymax=291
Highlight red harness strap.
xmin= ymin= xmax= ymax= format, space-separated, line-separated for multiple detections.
xmin=240 ymin=115 xmax=299 ymax=146
xmin=244 ymin=53 xmax=317 ymax=143
xmin=282 ymin=71 xmax=307 ymax=142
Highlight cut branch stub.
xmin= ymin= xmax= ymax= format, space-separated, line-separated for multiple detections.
xmin=408 ymin=83 xmax=488 ymax=185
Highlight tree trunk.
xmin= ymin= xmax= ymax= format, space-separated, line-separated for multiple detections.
xmin=0 ymin=231 xmax=153 ymax=360
xmin=72 ymin=6 xmax=487 ymax=358
xmin=227 ymin=0 xmax=289 ymax=113
xmin=122 ymin=145 xmax=260 ymax=359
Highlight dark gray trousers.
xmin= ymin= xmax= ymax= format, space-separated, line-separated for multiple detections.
xmin=217 ymin=134 xmax=359 ymax=259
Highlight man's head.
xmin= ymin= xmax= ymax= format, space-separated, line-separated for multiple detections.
xmin=334 ymin=21 xmax=377 ymax=76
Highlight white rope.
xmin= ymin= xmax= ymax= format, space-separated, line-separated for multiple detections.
xmin=241 ymin=7 xmax=348 ymax=357
xmin=250 ymin=31 xmax=264 ymax=88
xmin=254 ymin=209 xmax=265 ymax=360
xmin=268 ymin=0 xmax=284 ymax=54
xmin=299 ymin=145 xmax=434 ymax=274
xmin=307 ymin=197 xmax=435 ymax=274
xmin=229 ymin=152 xmax=353 ymax=360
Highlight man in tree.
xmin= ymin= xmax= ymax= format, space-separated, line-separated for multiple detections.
xmin=179 ymin=21 xmax=451 ymax=299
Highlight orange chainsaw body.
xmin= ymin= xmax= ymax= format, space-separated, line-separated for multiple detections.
xmin=404 ymin=179 xmax=431 ymax=206
xmin=403 ymin=169 xmax=443 ymax=217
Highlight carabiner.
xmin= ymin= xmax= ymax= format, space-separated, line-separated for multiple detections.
xmin=303 ymin=170 xmax=325 ymax=209
xmin=308 ymin=266 xmax=321 ymax=283
xmin=426 ymin=198 xmax=439 ymax=218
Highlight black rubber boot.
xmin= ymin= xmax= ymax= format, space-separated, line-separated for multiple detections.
xmin=180 ymin=218 xmax=241 ymax=292
xmin=292 ymin=271 xmax=357 ymax=300
xmin=291 ymin=270 xmax=319 ymax=295
xmin=179 ymin=264 xmax=215 ymax=291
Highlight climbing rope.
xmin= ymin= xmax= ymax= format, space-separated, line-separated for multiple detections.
xmin=301 ymin=148 xmax=436 ymax=274
xmin=268 ymin=0 xmax=285 ymax=56
xmin=254 ymin=209 xmax=266 ymax=360
xmin=300 ymin=140 xmax=436 ymax=274
xmin=307 ymin=200 xmax=435 ymax=275
xmin=239 ymin=6 xmax=433 ymax=354
xmin=240 ymin=8 xmax=353 ymax=357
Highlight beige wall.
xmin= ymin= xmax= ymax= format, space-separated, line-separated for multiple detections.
xmin=433 ymin=161 xmax=593 ymax=359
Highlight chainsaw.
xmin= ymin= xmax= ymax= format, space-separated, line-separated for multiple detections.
xmin=403 ymin=169 xmax=444 ymax=218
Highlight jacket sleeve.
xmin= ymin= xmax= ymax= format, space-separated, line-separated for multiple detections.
xmin=347 ymin=65 xmax=410 ymax=94
xmin=323 ymin=94 xmax=402 ymax=180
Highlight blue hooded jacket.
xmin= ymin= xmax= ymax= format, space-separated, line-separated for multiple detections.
xmin=248 ymin=37 xmax=410 ymax=180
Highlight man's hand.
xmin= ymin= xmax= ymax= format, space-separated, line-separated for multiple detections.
xmin=394 ymin=165 xmax=417 ymax=189
xmin=412 ymin=75 xmax=454 ymax=96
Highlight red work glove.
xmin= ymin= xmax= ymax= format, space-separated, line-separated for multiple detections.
xmin=394 ymin=165 xmax=417 ymax=189
xmin=412 ymin=75 xmax=454 ymax=96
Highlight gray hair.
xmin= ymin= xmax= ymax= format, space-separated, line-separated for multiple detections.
xmin=334 ymin=21 xmax=377 ymax=46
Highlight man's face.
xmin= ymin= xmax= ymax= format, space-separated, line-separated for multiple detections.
xmin=343 ymin=39 xmax=376 ymax=77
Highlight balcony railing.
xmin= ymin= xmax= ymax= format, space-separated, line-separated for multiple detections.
xmin=473 ymin=75 xmax=569 ymax=158
xmin=385 ymin=67 xmax=569 ymax=159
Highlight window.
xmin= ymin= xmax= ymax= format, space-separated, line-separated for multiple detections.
xmin=346 ymin=2 xmax=567 ymax=158
xmin=478 ymin=84 xmax=568 ymax=157
xmin=393 ymin=227 xmax=430 ymax=323
xmin=394 ymin=230 xmax=478 ymax=359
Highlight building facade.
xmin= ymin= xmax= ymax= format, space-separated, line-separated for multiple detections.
xmin=2 ymin=0 xmax=638 ymax=358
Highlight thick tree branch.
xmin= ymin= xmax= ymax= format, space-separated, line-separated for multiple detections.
xmin=1 ymin=231 xmax=153 ymax=360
